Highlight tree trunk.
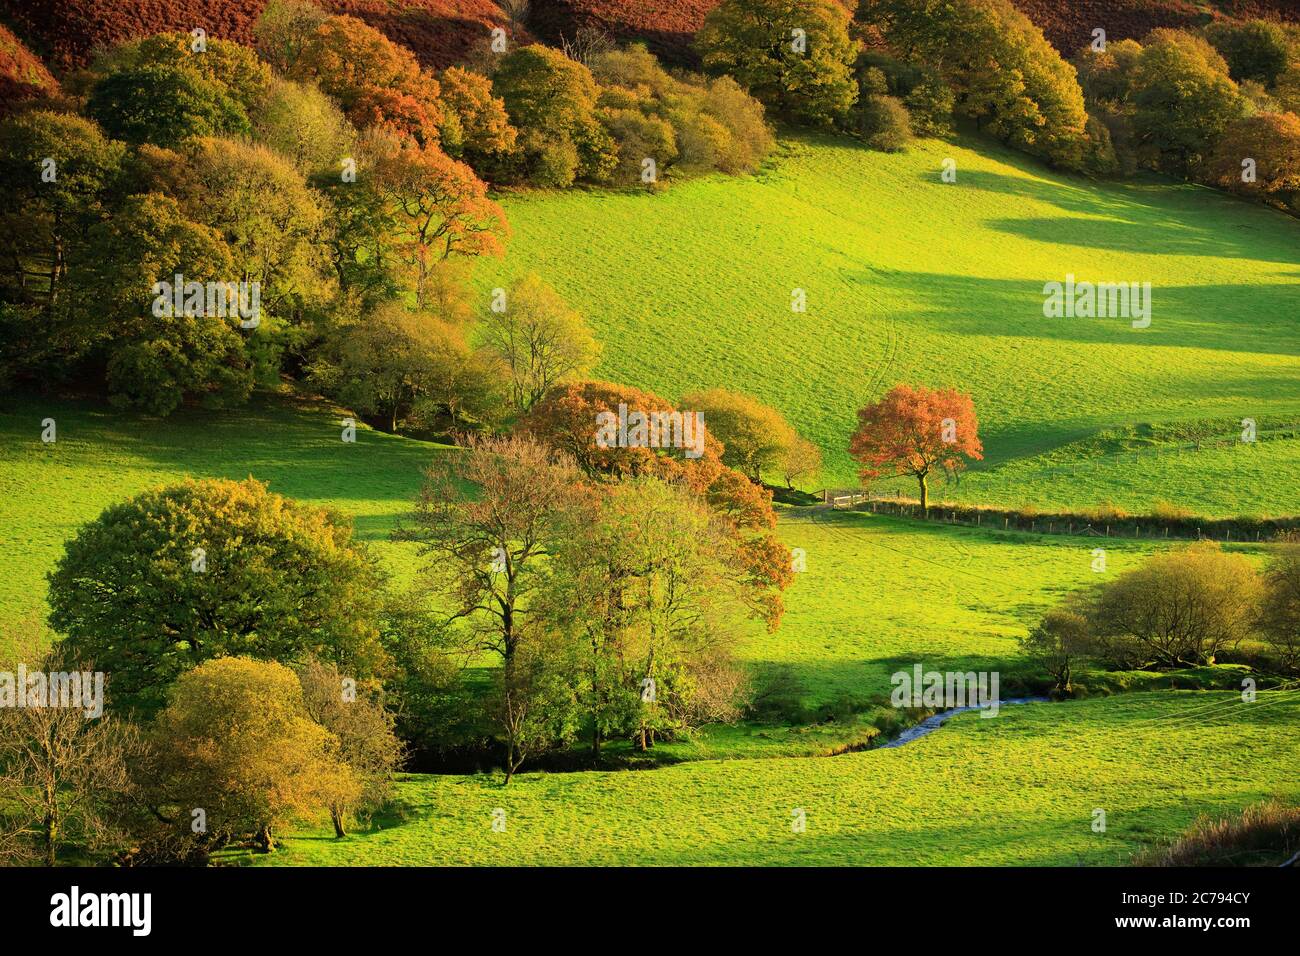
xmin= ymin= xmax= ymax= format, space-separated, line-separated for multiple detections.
xmin=43 ymin=814 xmax=57 ymax=867
xmin=918 ymin=473 xmax=929 ymax=512
xmin=256 ymin=824 xmax=275 ymax=852
xmin=331 ymin=807 xmax=346 ymax=838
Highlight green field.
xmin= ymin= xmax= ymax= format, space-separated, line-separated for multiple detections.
xmin=479 ymin=132 xmax=1300 ymax=514
xmin=0 ymin=394 xmax=441 ymax=635
xmin=262 ymin=690 xmax=1300 ymax=866
xmin=4 ymin=127 xmax=1298 ymax=866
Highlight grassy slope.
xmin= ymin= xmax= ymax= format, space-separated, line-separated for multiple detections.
xmin=479 ymin=132 xmax=1300 ymax=515
xmin=265 ymin=689 xmax=1300 ymax=866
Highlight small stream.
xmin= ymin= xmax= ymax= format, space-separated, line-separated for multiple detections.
xmin=879 ymin=697 xmax=1052 ymax=749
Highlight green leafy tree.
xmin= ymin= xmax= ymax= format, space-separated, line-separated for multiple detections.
xmin=309 ymin=302 xmax=500 ymax=432
xmin=254 ymin=0 xmax=330 ymax=75
xmin=174 ymin=137 xmax=332 ymax=322
xmin=252 ymin=76 xmax=356 ymax=176
xmin=85 ymin=63 xmax=250 ymax=148
xmin=862 ymin=0 xmax=1094 ymax=169
xmin=1259 ymin=538 xmax=1300 ymax=674
xmin=1204 ymin=20 xmax=1291 ymax=86
xmin=48 ymin=479 xmax=389 ymax=713
xmin=1089 ymin=542 xmax=1262 ymax=668
xmin=76 ymin=192 xmax=255 ymax=415
xmin=1020 ymin=608 xmax=1089 ymax=693
xmin=492 ymin=45 xmax=618 ymax=186
xmin=1131 ymin=29 xmax=1247 ymax=177
xmin=297 ymin=660 xmax=405 ymax=836
xmin=697 ymin=0 xmax=858 ymax=126
xmin=0 ymin=110 xmax=124 ymax=327
xmin=679 ymin=388 xmax=798 ymax=483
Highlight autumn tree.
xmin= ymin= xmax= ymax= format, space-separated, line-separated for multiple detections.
xmin=437 ymin=66 xmax=518 ymax=170
xmin=479 ymin=273 xmax=600 ymax=413
xmin=680 ymin=387 xmax=797 ymax=483
xmin=848 ymin=383 xmax=983 ymax=512
xmin=1205 ymin=112 xmax=1300 ymax=215
xmin=0 ymin=618 xmax=141 ymax=866
xmin=372 ymin=139 xmax=509 ymax=310
xmin=48 ymin=479 xmax=389 ymax=713
xmin=146 ymin=658 xmax=357 ymax=851
xmin=292 ymin=14 xmax=444 ymax=146
xmin=521 ymin=381 xmax=793 ymax=629
xmin=1089 ymin=543 xmax=1262 ymax=669
xmin=1259 ymin=538 xmax=1300 ymax=674
xmin=697 ymin=0 xmax=858 ymax=127
xmin=297 ymin=660 xmax=405 ymax=836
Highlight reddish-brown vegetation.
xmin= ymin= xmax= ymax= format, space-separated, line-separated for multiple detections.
xmin=0 ymin=0 xmax=524 ymax=74
xmin=530 ymin=1 xmax=1300 ymax=65
xmin=1013 ymin=0 xmax=1300 ymax=57
xmin=0 ymin=22 xmax=58 ymax=114
xmin=6 ymin=0 xmax=1298 ymax=77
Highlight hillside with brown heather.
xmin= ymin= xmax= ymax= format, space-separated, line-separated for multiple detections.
xmin=0 ymin=0 xmax=523 ymax=75
xmin=0 ymin=21 xmax=58 ymax=114
xmin=2 ymin=0 xmax=1298 ymax=78
xmin=530 ymin=0 xmax=1300 ymax=64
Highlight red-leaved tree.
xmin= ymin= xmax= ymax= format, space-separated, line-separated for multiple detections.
xmin=848 ymin=384 xmax=983 ymax=512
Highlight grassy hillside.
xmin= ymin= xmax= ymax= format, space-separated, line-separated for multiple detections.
xmin=262 ymin=689 xmax=1300 ymax=866
xmin=480 ymin=132 xmax=1300 ymax=513
xmin=0 ymin=393 xmax=1179 ymax=695
xmin=0 ymin=393 xmax=443 ymax=639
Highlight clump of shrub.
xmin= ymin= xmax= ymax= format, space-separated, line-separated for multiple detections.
xmin=857 ymin=94 xmax=913 ymax=151
xmin=1135 ymin=799 xmax=1300 ymax=866
xmin=588 ymin=44 xmax=773 ymax=186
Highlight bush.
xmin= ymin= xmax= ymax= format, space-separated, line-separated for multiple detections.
xmin=903 ymin=76 xmax=955 ymax=138
xmin=857 ymin=94 xmax=913 ymax=151
xmin=1135 ymin=799 xmax=1300 ymax=866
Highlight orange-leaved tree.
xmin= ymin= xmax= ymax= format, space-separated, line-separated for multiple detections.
xmin=521 ymin=380 xmax=793 ymax=629
xmin=848 ymin=383 xmax=983 ymax=512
